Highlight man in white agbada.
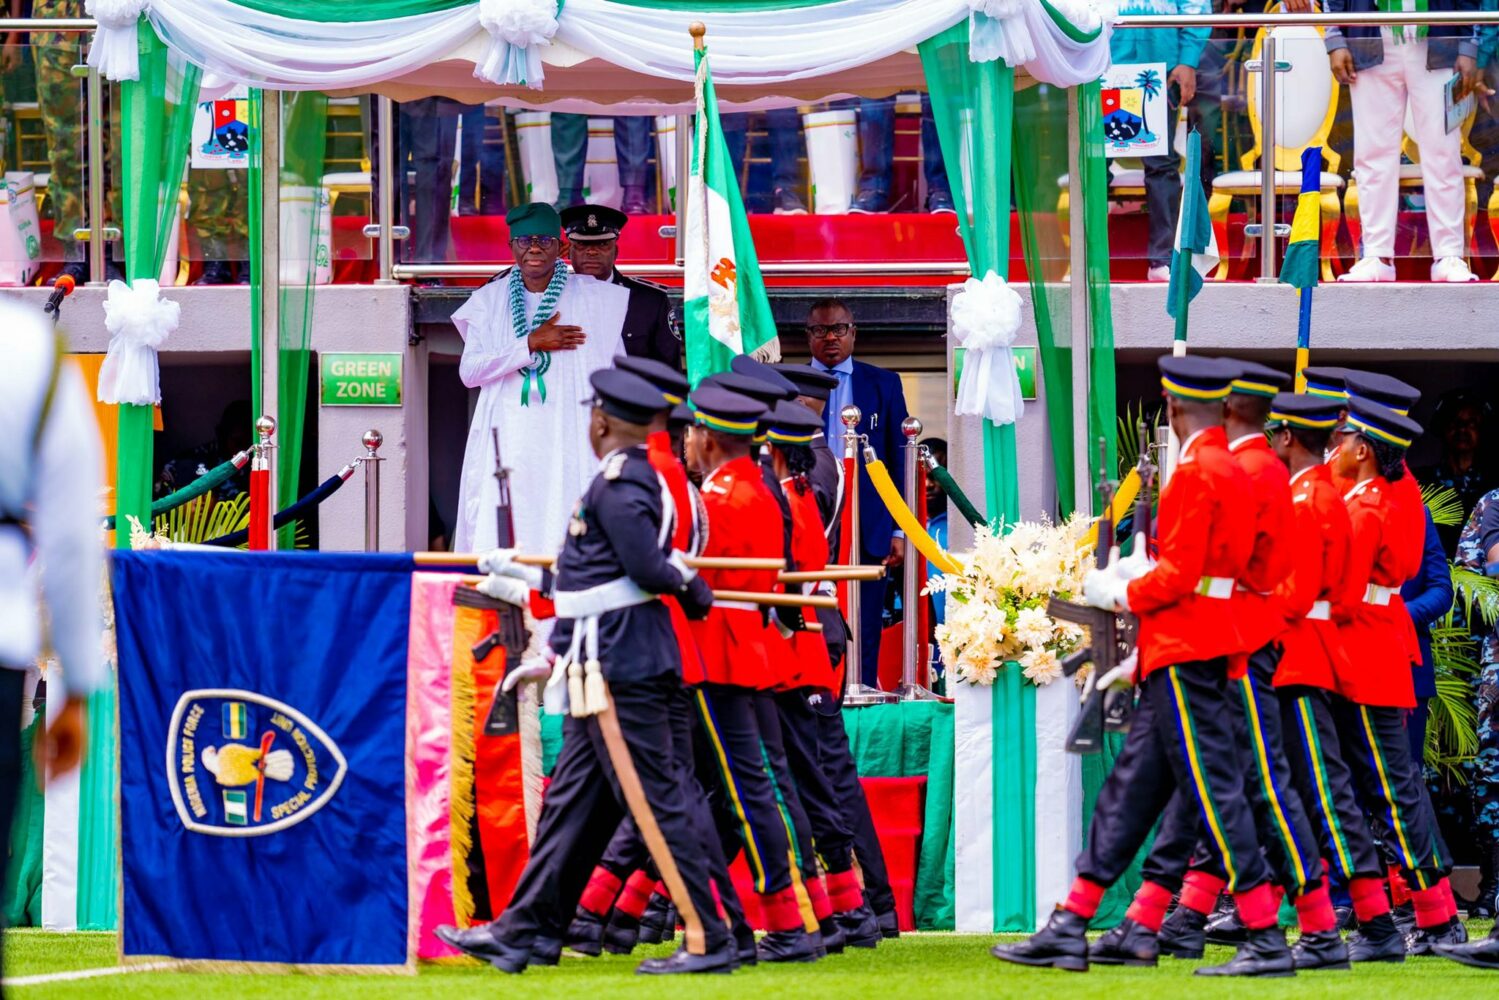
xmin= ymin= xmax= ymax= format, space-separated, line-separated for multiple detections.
xmin=452 ymin=202 xmax=628 ymax=554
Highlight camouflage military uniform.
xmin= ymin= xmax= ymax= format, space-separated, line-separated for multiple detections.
xmin=185 ymin=167 xmax=247 ymax=260
xmin=1455 ymin=490 xmax=1499 ymax=851
xmin=34 ymin=0 xmax=122 ymax=260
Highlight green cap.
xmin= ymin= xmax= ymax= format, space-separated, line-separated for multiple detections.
xmin=506 ymin=202 xmax=562 ymax=239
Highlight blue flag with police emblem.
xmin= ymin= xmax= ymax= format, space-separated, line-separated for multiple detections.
xmin=113 ymin=550 xmax=414 ymax=967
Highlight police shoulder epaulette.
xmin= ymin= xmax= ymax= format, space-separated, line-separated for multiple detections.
xmin=602 ymin=452 xmax=629 ymax=480
xmin=631 ymin=276 xmax=669 ymax=294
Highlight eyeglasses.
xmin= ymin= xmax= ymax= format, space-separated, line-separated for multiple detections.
xmin=806 ymin=323 xmax=853 ymax=340
xmin=511 ymin=235 xmax=560 ymax=251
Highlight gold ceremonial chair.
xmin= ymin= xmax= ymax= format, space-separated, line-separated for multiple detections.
xmin=1208 ymin=6 xmax=1344 ymax=281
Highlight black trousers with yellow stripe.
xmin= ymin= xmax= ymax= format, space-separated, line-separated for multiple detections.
xmin=494 ymin=673 xmax=732 ymax=951
xmin=813 ymin=696 xmax=896 ymax=915
xmin=1279 ymin=685 xmax=1386 ymax=883
xmin=1330 ymin=695 xmax=1446 ymax=890
xmin=775 ymin=689 xmax=857 ymax=876
xmin=1141 ymin=644 xmax=1324 ymax=895
xmin=693 ymin=683 xmax=800 ymax=898
xmin=1076 ymin=660 xmax=1274 ymax=893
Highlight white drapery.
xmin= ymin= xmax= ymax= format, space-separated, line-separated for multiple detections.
xmin=125 ymin=0 xmax=1110 ymax=103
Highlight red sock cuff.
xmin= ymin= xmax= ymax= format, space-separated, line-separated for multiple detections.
xmin=1180 ymin=870 xmax=1227 ymax=915
xmin=758 ymin=887 xmax=805 ymax=932
xmin=827 ymin=869 xmax=864 ymax=913
xmin=1350 ymin=876 xmax=1392 ymax=922
xmin=616 ymin=871 xmax=655 ymax=920
xmin=1439 ymin=878 xmax=1458 ymax=919
xmin=1387 ymin=865 xmax=1412 ymax=907
xmin=579 ymin=867 xmax=624 ymax=916
xmin=1293 ymin=881 xmax=1337 ymax=934
xmin=1411 ymin=886 xmax=1448 ymax=929
xmin=1064 ymin=877 xmax=1106 ymax=920
xmin=1233 ymin=883 xmax=1280 ymax=930
xmin=1126 ymin=881 xmax=1175 ymax=933
xmin=806 ymin=876 xmax=834 ymax=922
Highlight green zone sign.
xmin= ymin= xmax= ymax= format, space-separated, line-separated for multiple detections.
xmin=953 ymin=346 xmax=1037 ymax=401
xmin=320 ymin=353 xmax=402 ymax=407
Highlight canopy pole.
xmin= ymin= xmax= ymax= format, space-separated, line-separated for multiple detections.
xmin=1066 ymin=88 xmax=1092 ymax=515
xmin=259 ymin=91 xmax=281 ymax=548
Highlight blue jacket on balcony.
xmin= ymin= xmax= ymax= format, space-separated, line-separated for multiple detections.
xmin=1325 ymin=0 xmax=1480 ymax=71
xmin=1402 ymin=505 xmax=1455 ymax=701
xmin=1110 ymin=0 xmax=1212 ymax=70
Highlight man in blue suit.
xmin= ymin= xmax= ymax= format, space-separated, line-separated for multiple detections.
xmin=806 ymin=298 xmax=909 ymax=688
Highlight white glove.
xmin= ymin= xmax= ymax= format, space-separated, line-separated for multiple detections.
xmin=477 ymin=548 xmax=543 ymax=589
xmin=1114 ymin=545 xmax=1154 ymax=583
xmin=476 ymin=573 xmax=529 ymax=606
xmin=1082 ymin=566 xmax=1130 ymax=612
xmin=501 ymin=659 xmax=553 ymax=693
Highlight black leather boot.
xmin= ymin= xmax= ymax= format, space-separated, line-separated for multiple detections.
xmin=639 ymin=894 xmax=676 ymax=944
xmin=756 ymin=928 xmax=822 ymax=963
xmin=834 ymin=903 xmax=883 ymax=949
xmin=193 ymin=260 xmax=234 ymax=285
xmin=1158 ymin=904 xmax=1208 ymax=959
xmin=990 ymin=907 xmax=1090 ymax=972
xmin=1346 ymin=913 xmax=1406 ymax=963
xmin=732 ymin=921 xmax=758 ymax=969
xmin=818 ymin=918 xmax=847 ymax=954
xmin=602 ymin=912 xmax=642 ymax=955
xmin=1435 ymin=928 xmax=1499 ymax=969
xmin=635 ymin=941 xmax=736 ymax=975
xmin=433 ymin=924 xmax=531 ymax=973
xmin=1406 ymin=916 xmax=1468 ymax=955
xmin=565 ymin=908 xmax=607 ymax=957
xmin=1088 ymin=917 xmax=1159 ymax=966
xmin=1204 ymin=894 xmax=1249 ymax=946
xmin=1194 ymin=926 xmax=1296 ymax=977
xmin=877 ymin=908 xmax=901 ymax=938
xmin=1472 ymin=846 xmax=1499 ymax=919
xmin=1292 ymin=929 xmax=1350 ymax=970
xmin=529 ymin=936 xmax=563 ymax=966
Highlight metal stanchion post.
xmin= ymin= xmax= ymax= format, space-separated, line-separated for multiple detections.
xmin=359 ymin=430 xmax=384 ymax=552
xmin=254 ymin=415 xmax=278 ymax=551
xmin=898 ymin=418 xmax=938 ymax=701
xmin=842 ymin=406 xmax=897 ymax=707
xmin=1244 ymin=33 xmax=1291 ymax=282
xmin=366 ymin=96 xmax=409 ymax=284
xmin=72 ymin=65 xmax=119 ymax=285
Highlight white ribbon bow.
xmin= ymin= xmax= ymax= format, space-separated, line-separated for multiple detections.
xmin=97 ymin=279 xmax=179 ymax=406
xmin=951 ymin=270 xmax=1025 ymax=427
xmin=968 ymin=0 xmax=1035 ymax=65
xmin=475 ymin=0 xmax=560 ymax=90
xmin=85 ymin=0 xmax=151 ymax=82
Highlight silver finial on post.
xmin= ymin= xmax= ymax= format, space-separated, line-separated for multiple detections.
xmin=255 ymin=415 xmax=276 ymax=442
xmin=840 ymin=404 xmax=862 ymax=429
xmin=901 ymin=416 xmax=923 ymax=441
xmin=362 ymin=429 xmax=384 ymax=455
xmin=359 ymin=430 xmax=385 ymax=553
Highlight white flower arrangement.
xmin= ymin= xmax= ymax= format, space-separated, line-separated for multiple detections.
xmin=929 ymin=514 xmax=1094 ymax=687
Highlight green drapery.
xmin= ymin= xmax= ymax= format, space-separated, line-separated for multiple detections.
xmin=920 ymin=24 xmax=1034 ymax=931
xmin=88 ymin=22 xmax=202 ymax=931
xmin=230 ymin=0 xmax=471 ymax=19
xmin=249 ymin=91 xmax=329 ymax=549
xmin=1077 ymin=82 xmax=1118 ymax=498
xmin=3 ymin=717 xmax=44 ymax=927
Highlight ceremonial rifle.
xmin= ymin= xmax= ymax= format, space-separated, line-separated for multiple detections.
xmin=460 ymin=429 xmax=532 ymax=736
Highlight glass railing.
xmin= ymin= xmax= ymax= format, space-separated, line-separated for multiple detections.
xmin=4 ymin=14 xmax=1498 ymax=286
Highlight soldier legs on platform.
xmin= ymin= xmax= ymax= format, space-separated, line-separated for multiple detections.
xmin=812 ymin=699 xmax=899 ymax=937
xmin=993 ymin=661 xmax=1291 ymax=977
xmin=1114 ymin=646 xmax=1343 ymax=970
xmin=438 ymin=674 xmax=735 ymax=974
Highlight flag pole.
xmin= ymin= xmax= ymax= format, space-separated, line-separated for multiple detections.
xmin=691 ymin=20 xmax=705 ymax=50
xmin=1295 ymin=288 xmax=1312 ymax=392
xmin=1281 ymin=146 xmax=1323 ymax=394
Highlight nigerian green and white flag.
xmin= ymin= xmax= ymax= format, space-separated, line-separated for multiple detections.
xmin=683 ymin=41 xmax=776 ymax=386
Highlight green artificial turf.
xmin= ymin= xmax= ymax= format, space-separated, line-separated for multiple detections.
xmin=5 ymin=928 xmax=1496 ymax=999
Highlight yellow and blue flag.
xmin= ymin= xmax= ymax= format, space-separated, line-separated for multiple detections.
xmin=114 ymin=550 xmax=416 ymax=967
xmin=1280 ymin=147 xmax=1322 ymax=290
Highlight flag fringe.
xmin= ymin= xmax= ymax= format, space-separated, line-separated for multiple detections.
xmin=448 ymin=642 xmax=478 ymax=930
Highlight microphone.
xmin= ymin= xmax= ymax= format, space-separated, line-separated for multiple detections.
xmin=43 ymin=274 xmax=76 ymax=317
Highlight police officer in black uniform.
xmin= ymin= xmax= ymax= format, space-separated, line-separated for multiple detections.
xmin=435 ymin=369 xmax=734 ymax=976
xmin=562 ymin=204 xmax=682 ymax=370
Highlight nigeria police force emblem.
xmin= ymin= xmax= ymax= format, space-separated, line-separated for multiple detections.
xmin=167 ymin=689 xmax=347 ymax=837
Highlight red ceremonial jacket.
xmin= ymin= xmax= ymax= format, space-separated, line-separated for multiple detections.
xmin=764 ymin=477 xmax=835 ymax=691
xmin=689 ymin=455 xmax=782 ymax=689
xmin=1228 ymin=433 xmax=1295 ymax=653
xmin=1332 ymin=451 xmax=1423 ymax=666
xmin=647 ymin=430 xmax=706 ymax=685
xmin=1126 ymin=426 xmax=1255 ymax=677
xmin=1272 ymin=465 xmax=1353 ymax=691
xmin=1333 ymin=477 xmax=1416 ymax=708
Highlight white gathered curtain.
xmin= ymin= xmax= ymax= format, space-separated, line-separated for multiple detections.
xmin=93 ymin=0 xmax=1113 ymax=96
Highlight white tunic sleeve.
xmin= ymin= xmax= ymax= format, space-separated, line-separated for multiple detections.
xmin=454 ymin=281 xmax=533 ymax=388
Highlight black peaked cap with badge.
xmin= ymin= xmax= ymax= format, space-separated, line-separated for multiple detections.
xmin=561 ymin=204 xmax=628 ymax=242
xmin=688 ymin=385 xmax=769 ymax=436
xmin=704 ymin=370 xmax=796 ymax=406
xmin=1266 ymin=393 xmax=1343 ymax=430
xmin=587 ymin=369 xmax=670 ymax=426
xmin=771 ymin=363 xmax=839 ymax=402
xmin=1343 ymin=371 xmax=1420 ymax=416
xmin=1344 ymin=396 xmax=1423 ymax=452
xmin=615 ymin=355 xmax=689 ymax=405
xmin=1230 ymin=361 xmax=1292 ymax=398
xmin=1301 ymin=366 xmax=1354 ymax=401
xmin=766 ymin=399 xmax=823 ymax=445
xmin=1158 ymin=355 xmax=1244 ymax=401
